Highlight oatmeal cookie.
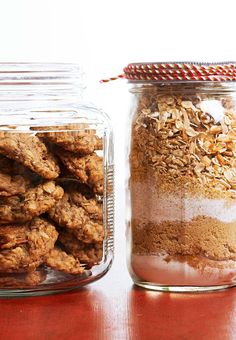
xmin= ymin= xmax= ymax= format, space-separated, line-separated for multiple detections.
xmin=58 ymin=231 xmax=103 ymax=266
xmin=49 ymin=193 xmax=104 ymax=243
xmin=45 ymin=247 xmax=84 ymax=275
xmin=70 ymin=191 xmax=103 ymax=222
xmin=0 ymin=247 xmax=41 ymax=273
xmin=0 ymin=172 xmax=29 ymax=197
xmin=0 ymin=225 xmax=27 ymax=249
xmin=72 ymin=221 xmax=104 ymax=244
xmin=56 ymin=149 xmax=103 ymax=194
xmin=0 ymin=155 xmax=33 ymax=196
xmin=35 ymin=124 xmax=103 ymax=155
xmin=0 ymin=132 xmax=60 ymax=179
xmin=0 ymin=270 xmax=46 ymax=288
xmin=0 ymin=181 xmax=64 ymax=224
xmin=0 ymin=217 xmax=58 ymax=273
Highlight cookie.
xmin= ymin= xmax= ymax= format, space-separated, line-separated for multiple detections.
xmin=49 ymin=193 xmax=104 ymax=243
xmin=0 ymin=132 xmax=60 ymax=179
xmin=56 ymin=149 xmax=103 ymax=194
xmin=0 ymin=217 xmax=58 ymax=273
xmin=34 ymin=124 xmax=103 ymax=155
xmin=0 ymin=155 xmax=33 ymax=196
xmin=0 ymin=172 xmax=29 ymax=197
xmin=0 ymin=247 xmax=41 ymax=273
xmin=70 ymin=191 xmax=103 ymax=222
xmin=0 ymin=181 xmax=64 ymax=224
xmin=0 ymin=270 xmax=46 ymax=288
xmin=58 ymin=230 xmax=103 ymax=266
xmin=0 ymin=225 xmax=27 ymax=249
xmin=45 ymin=247 xmax=84 ymax=275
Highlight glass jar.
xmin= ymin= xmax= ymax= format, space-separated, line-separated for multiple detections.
xmin=126 ymin=62 xmax=236 ymax=292
xmin=0 ymin=63 xmax=114 ymax=296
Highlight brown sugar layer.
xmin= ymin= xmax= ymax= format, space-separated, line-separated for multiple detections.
xmin=132 ymin=216 xmax=236 ymax=261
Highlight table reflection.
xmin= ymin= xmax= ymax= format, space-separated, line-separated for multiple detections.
xmin=128 ymin=286 xmax=236 ymax=340
xmin=0 ymin=288 xmax=110 ymax=340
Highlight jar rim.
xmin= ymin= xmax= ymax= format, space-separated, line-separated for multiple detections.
xmin=0 ymin=62 xmax=83 ymax=84
xmin=0 ymin=62 xmax=85 ymax=103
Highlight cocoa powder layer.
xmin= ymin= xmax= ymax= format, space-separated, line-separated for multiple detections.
xmin=132 ymin=216 xmax=236 ymax=261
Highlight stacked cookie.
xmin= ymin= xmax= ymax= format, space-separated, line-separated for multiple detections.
xmin=0 ymin=126 xmax=104 ymax=288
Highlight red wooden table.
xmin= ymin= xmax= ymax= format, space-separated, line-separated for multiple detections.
xmin=0 ymin=229 xmax=236 ymax=340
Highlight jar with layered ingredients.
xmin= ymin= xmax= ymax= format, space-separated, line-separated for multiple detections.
xmin=0 ymin=63 xmax=114 ymax=296
xmin=126 ymin=62 xmax=236 ymax=292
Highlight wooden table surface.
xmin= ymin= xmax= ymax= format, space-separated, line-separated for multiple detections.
xmin=1 ymin=223 xmax=236 ymax=340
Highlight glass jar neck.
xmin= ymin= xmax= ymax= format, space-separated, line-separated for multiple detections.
xmin=129 ymin=81 xmax=236 ymax=95
xmin=0 ymin=63 xmax=84 ymax=110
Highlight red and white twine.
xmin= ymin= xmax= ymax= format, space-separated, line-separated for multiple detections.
xmin=100 ymin=62 xmax=236 ymax=83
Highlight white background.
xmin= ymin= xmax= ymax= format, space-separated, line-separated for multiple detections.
xmin=0 ymin=0 xmax=236 ymax=274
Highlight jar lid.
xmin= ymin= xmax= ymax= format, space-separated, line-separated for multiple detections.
xmin=123 ymin=62 xmax=236 ymax=82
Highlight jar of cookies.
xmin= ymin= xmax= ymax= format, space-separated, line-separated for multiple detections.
xmin=126 ymin=62 xmax=236 ymax=292
xmin=0 ymin=63 xmax=114 ymax=296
